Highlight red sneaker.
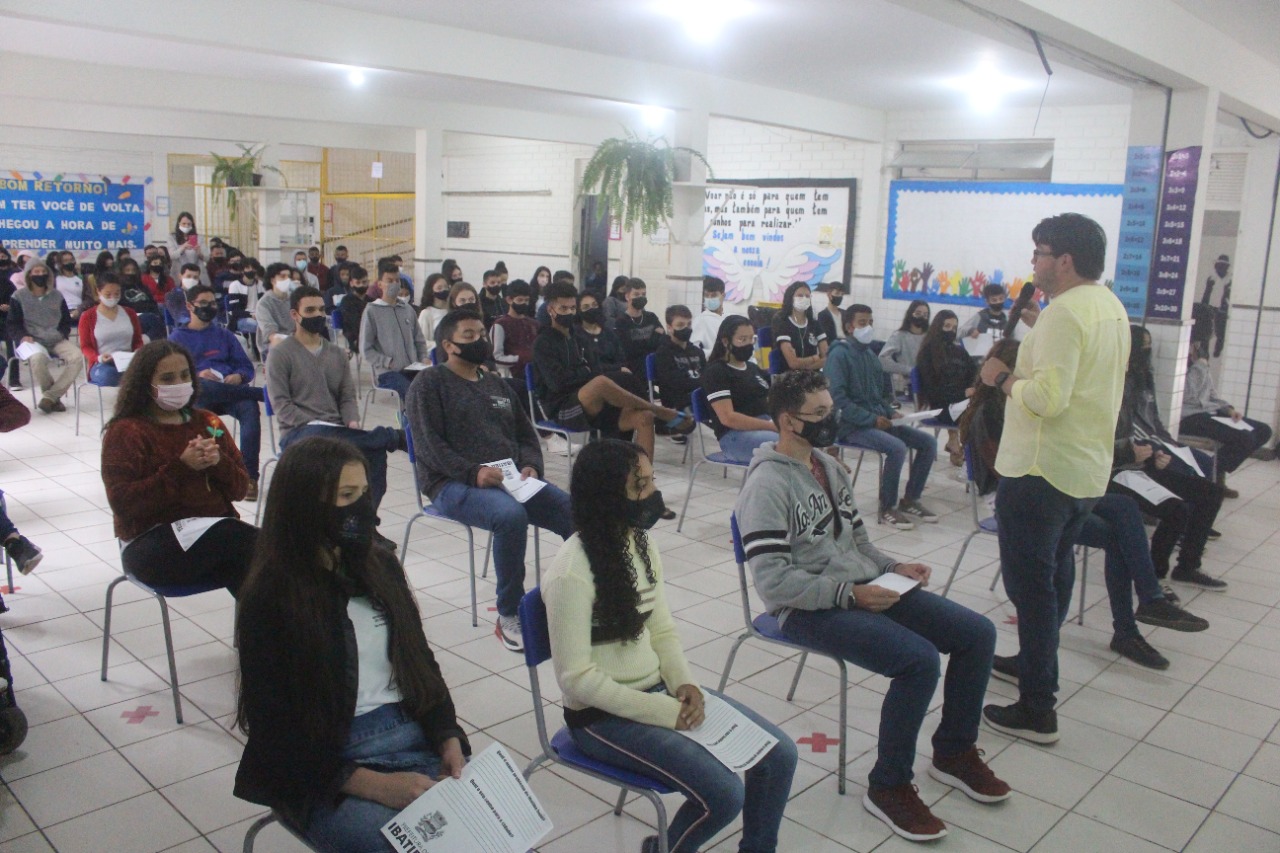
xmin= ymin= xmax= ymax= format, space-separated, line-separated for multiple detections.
xmin=863 ymin=783 xmax=947 ymax=841
xmin=929 ymin=747 xmax=1011 ymax=803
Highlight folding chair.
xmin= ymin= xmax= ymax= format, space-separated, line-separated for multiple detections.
xmin=360 ymin=363 xmax=400 ymax=428
xmin=940 ymin=445 xmax=999 ymax=597
xmin=718 ymin=515 xmax=848 ymax=794
xmin=988 ymin=530 xmax=1091 ymax=626
xmin=1176 ymin=435 xmax=1221 ymax=481
xmin=907 ymin=367 xmax=950 ymax=439
xmin=10 ymin=354 xmax=68 ymax=411
xmin=253 ymin=386 xmax=279 ymax=526
xmin=519 ymin=588 xmax=675 ymax=853
xmin=73 ymin=376 xmax=114 ymax=436
xmin=241 ymin=811 xmax=321 ymax=852
xmin=524 ymin=364 xmax=593 ymax=464
xmin=644 ymin=352 xmax=657 ymax=403
xmin=676 ymin=388 xmax=749 ymax=532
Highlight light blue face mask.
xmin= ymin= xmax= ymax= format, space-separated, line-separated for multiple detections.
xmin=705 ymin=297 xmax=722 ymax=312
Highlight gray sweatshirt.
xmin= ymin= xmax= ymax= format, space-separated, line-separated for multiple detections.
xmin=735 ymin=443 xmax=898 ymax=626
xmin=359 ymin=300 xmax=427 ymax=373
xmin=265 ymin=335 xmax=359 ymax=435
xmin=1181 ymin=359 xmax=1230 ymax=419
xmin=8 ymin=288 xmax=71 ymax=349
xmin=254 ymin=291 xmax=293 ymax=352
xmin=878 ymin=329 xmax=923 ymax=377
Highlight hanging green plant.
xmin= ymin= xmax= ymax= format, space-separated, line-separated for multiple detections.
xmin=209 ymin=143 xmax=286 ymax=221
xmin=579 ymin=130 xmax=712 ymax=237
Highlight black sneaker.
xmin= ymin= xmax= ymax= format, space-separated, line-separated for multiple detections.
xmin=1110 ymin=633 xmax=1170 ymax=670
xmin=3 ymin=535 xmax=42 ymax=575
xmin=1159 ymin=583 xmax=1181 ymax=606
xmin=669 ymin=434 xmax=687 ymax=445
xmin=982 ymin=701 xmax=1059 ymax=744
xmin=1206 ymin=528 xmax=1222 ymax=540
xmin=640 ymin=836 xmax=660 ymax=853
xmin=1135 ymin=599 xmax=1209 ymax=632
xmin=990 ymin=654 xmax=1019 ymax=687
xmin=1170 ymin=568 xmax=1228 ymax=591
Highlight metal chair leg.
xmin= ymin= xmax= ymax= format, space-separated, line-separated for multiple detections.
xmin=1077 ymin=547 xmax=1088 ymax=626
xmin=613 ymin=786 xmax=628 ymax=816
xmin=155 ymin=594 xmax=184 ymax=723
xmin=465 ymin=527 xmax=478 ymax=627
xmin=989 ymin=565 xmax=1003 ymax=592
xmin=942 ymin=531 xmax=978 ymax=598
xmin=676 ymin=460 xmax=705 ymax=532
xmin=100 ymin=575 xmax=127 ymax=681
xmin=716 ymin=633 xmax=750 ymax=692
xmin=836 ymin=660 xmax=848 ymax=796
xmin=637 ymin=790 xmax=670 ymax=853
xmin=241 ymin=812 xmax=277 ymax=853
xmin=785 ymin=652 xmax=808 ymax=702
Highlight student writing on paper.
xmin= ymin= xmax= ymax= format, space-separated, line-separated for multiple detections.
xmin=736 ymin=370 xmax=1006 ymax=842
xmin=405 ymin=309 xmax=573 ymax=653
xmin=234 ymin=437 xmax=470 ymax=852
xmin=7 ymin=258 xmax=83 ymax=413
xmin=544 ymin=440 xmax=796 ymax=853
xmin=914 ymin=309 xmax=976 ymax=466
xmin=1179 ymin=320 xmax=1272 ymax=481
xmin=100 ymin=340 xmax=255 ymax=596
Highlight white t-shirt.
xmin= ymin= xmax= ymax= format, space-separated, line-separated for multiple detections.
xmin=56 ymin=275 xmax=85 ymax=311
xmin=418 ymin=305 xmax=449 ymax=351
xmin=690 ymin=309 xmax=725 ymax=354
xmin=348 ymin=596 xmax=403 ymax=716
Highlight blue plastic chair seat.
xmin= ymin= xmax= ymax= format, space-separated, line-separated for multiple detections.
xmin=704 ymin=451 xmax=739 ymax=466
xmin=549 ymin=729 xmax=676 ymax=794
xmin=979 ymin=517 xmax=999 ymax=534
xmin=751 ymin=613 xmax=786 ymax=641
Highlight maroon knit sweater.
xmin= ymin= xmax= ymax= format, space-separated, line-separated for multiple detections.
xmin=101 ymin=410 xmax=249 ymax=541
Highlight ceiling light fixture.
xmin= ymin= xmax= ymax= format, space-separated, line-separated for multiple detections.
xmin=945 ymin=60 xmax=1033 ymax=113
xmin=653 ymin=0 xmax=756 ymax=43
xmin=347 ymin=69 xmax=366 ymax=87
xmin=640 ymin=105 xmax=670 ymax=130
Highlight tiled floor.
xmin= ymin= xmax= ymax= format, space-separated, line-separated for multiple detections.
xmin=2 ymin=385 xmax=1279 ymax=852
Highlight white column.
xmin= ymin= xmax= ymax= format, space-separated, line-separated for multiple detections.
xmin=256 ymin=142 xmax=283 ymax=265
xmin=414 ymin=127 xmax=445 ymax=286
xmin=653 ymin=107 xmax=712 ymax=317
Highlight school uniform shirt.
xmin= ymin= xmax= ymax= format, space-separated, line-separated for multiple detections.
xmin=701 ymin=360 xmax=771 ymax=439
xmin=653 ymin=337 xmax=706 ymax=412
xmin=772 ymin=315 xmax=825 ymax=363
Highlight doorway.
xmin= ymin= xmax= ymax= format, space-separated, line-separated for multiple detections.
xmin=578 ymin=195 xmax=610 ymax=293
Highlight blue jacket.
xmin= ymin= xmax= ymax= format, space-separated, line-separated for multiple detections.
xmin=824 ymin=338 xmax=893 ymax=430
xmin=170 ymin=324 xmax=255 ymax=384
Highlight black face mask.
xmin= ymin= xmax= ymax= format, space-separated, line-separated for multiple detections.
xmin=513 ymin=302 xmax=534 ymax=317
xmin=300 ymin=315 xmax=329 ymax=335
xmin=63 ymin=264 xmax=77 ymax=274
xmin=625 ymin=490 xmax=666 ymax=530
xmin=580 ymin=307 xmax=603 ymax=326
xmin=1132 ymin=348 xmax=1152 ymax=375
xmin=987 ymin=303 xmax=1005 ymax=314
xmin=193 ymin=304 xmax=219 ymax=323
xmin=910 ymin=316 xmax=927 ymax=329
xmin=451 ymin=338 xmax=491 ymax=365
xmin=328 ymin=494 xmax=376 ymax=567
xmin=433 ymin=288 xmax=450 ymax=302
xmin=730 ymin=343 xmax=755 ymax=362
xmin=673 ymin=327 xmax=693 ymax=342
xmin=829 ymin=295 xmax=843 ymax=307
xmin=552 ymin=311 xmax=576 ymax=328
xmin=630 ymin=296 xmax=648 ymax=311
xmin=28 ymin=274 xmax=49 ymax=288
xmin=941 ymin=330 xmax=957 ymax=345
xmin=793 ymin=411 xmax=840 ymax=448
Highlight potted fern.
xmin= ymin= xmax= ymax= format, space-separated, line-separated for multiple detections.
xmin=210 ymin=144 xmax=285 ymax=221
xmin=579 ymin=131 xmax=712 ymax=237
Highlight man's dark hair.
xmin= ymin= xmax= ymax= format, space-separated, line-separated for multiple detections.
xmin=376 ymin=257 xmax=399 ymax=277
xmin=266 ymin=262 xmax=292 ymax=282
xmin=349 ymin=265 xmax=369 ymax=282
xmin=544 ymin=281 xmax=579 ymax=303
xmin=290 ymin=284 xmax=323 ymax=311
xmin=767 ymin=369 xmax=829 ymax=423
xmin=552 ymin=269 xmax=574 ymax=284
xmin=703 ymin=276 xmax=726 ymax=294
xmin=436 ymin=307 xmax=484 ymax=344
xmin=483 ymin=269 xmax=500 ymax=283
xmin=627 ymin=277 xmax=646 ymax=291
xmin=335 ymin=244 xmax=348 ymax=253
xmin=1031 ymin=213 xmax=1106 ymax=280
xmin=180 ymin=263 xmax=200 ymax=275
xmin=843 ymin=303 xmax=872 ymax=330
xmin=982 ymin=283 xmax=1006 ymax=299
xmin=185 ymin=284 xmax=215 ymax=303
xmin=665 ymin=304 xmax=692 ymax=324
xmin=504 ymin=279 xmax=531 ymax=300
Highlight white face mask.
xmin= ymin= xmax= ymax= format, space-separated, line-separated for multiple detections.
xmin=182 ymin=277 xmax=200 ymax=290
xmin=99 ymin=296 xmax=120 ymax=308
xmin=852 ymin=325 xmax=875 ymax=344
xmin=178 ymin=224 xmax=192 ymax=234
xmin=793 ymin=297 xmax=811 ymax=312
xmin=274 ymin=278 xmax=291 ymax=294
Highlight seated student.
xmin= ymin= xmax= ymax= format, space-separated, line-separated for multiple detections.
xmin=962 ymin=339 xmax=1208 ymax=673
xmin=322 ymin=262 xmax=351 ymax=313
xmin=601 ymin=274 xmax=630 ymax=326
xmin=292 ymin=250 xmax=320 ymax=289
xmin=652 ymin=304 xmax=705 ymax=416
xmin=477 ymin=269 xmax=506 ymax=328
xmin=545 ymin=439 xmax=797 ymax=853
xmin=771 ymin=281 xmax=827 ymax=373
xmin=170 ymin=285 xmax=263 ymax=502
xmin=416 ymin=273 xmax=451 ymax=354
xmin=736 ymin=370 xmax=1006 ymax=842
xmin=826 ymin=304 xmax=939 ymax=529
xmin=225 ymin=258 xmax=263 ymax=347
xmin=613 ymin=277 xmax=666 ymax=375
xmin=7 ymin=260 xmax=83 ymax=414
xmin=405 ymin=309 xmax=573 ymax=651
xmin=234 ymin=436 xmax=469 ymax=850
xmin=389 ymin=253 xmax=414 ymax=303
xmin=702 ymin=315 xmax=777 ymax=463
xmin=100 ymin=340 xmax=254 ymax=595
xmin=959 ymin=283 xmax=1011 ymax=340
xmin=1112 ymin=325 xmax=1227 ymax=590
xmin=815 ymin=281 xmax=848 ymax=345
xmin=78 ymin=275 xmax=144 ymax=388
xmin=0 ymin=385 xmax=42 ymax=573
xmin=915 ymin=309 xmax=976 ymax=465
xmin=213 ymin=255 xmax=248 ymax=298
xmin=254 ymin=262 xmax=296 ymax=356
xmin=338 ymin=266 xmax=371 ymax=355
xmin=115 ymin=257 xmax=167 ymax=340
xmin=166 ymin=263 xmax=203 ymax=329
xmin=690 ymin=276 xmax=727 ymax=354
xmin=533 ymin=281 xmax=694 ymax=461
xmin=305 ymin=245 xmax=329 ymax=293
xmin=359 ymin=259 xmax=428 ymax=401
xmin=54 ymin=251 xmax=90 ymax=320
xmin=879 ymin=299 xmax=929 ymax=394
xmin=1179 ymin=317 xmax=1273 ymax=487
xmin=266 ymin=286 xmax=405 ymax=547
xmin=533 ymin=269 xmax=571 ymax=328
xmin=491 ymin=279 xmax=539 ymax=380
xmin=574 ymin=290 xmax=634 ymax=380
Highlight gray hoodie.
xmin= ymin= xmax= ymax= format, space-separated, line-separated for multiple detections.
xmin=735 ymin=442 xmax=899 ymax=627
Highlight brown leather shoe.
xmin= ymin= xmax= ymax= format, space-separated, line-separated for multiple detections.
xmin=929 ymin=747 xmax=1011 ymax=803
xmin=36 ymin=398 xmax=55 ymax=414
xmin=244 ymin=481 xmax=259 ymax=502
xmin=863 ymin=784 xmax=947 ymax=841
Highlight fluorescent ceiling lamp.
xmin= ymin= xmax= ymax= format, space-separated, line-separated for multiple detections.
xmin=640 ymin=105 xmax=671 ymax=129
xmin=347 ymin=68 xmax=366 ymax=86
xmin=653 ymin=0 xmax=756 ymax=43
xmin=945 ymin=61 xmax=1034 ymax=113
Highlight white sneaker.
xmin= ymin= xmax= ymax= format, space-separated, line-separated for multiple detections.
xmin=495 ymin=615 xmax=524 ymax=652
xmin=543 ymin=435 xmax=570 ymax=456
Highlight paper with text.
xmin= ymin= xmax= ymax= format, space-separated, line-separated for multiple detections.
xmin=111 ymin=350 xmax=136 ymax=373
xmin=483 ymin=458 xmax=547 ymax=504
xmin=14 ymin=341 xmax=47 ymax=361
xmin=1113 ymin=470 xmax=1179 ymax=505
xmin=678 ymin=693 xmax=779 ymax=773
xmin=867 ymin=572 xmax=920 ymax=595
xmin=963 ymin=333 xmax=994 ymax=358
xmin=1211 ymin=416 xmax=1252 ymax=432
xmin=170 ymin=517 xmax=226 ymax=552
xmin=381 ymin=743 xmax=552 ymax=853
xmin=948 ymin=399 xmax=971 ymax=421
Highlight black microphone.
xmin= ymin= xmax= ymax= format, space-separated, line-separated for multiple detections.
xmin=1006 ymin=282 xmax=1036 ymax=336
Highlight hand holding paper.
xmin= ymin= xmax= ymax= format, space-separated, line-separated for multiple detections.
xmin=483 ymin=458 xmax=548 ymax=503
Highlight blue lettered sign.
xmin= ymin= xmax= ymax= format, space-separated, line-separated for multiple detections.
xmin=0 ymin=176 xmax=146 ymax=252
xmin=1145 ymin=147 xmax=1202 ymax=321
xmin=1113 ymin=146 xmax=1162 ymax=318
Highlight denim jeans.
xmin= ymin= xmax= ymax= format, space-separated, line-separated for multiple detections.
xmin=717 ymin=421 xmax=777 ymax=463
xmin=1077 ymin=493 xmax=1164 ymax=638
xmin=0 ymin=492 xmax=16 ymax=541
xmin=995 ymin=475 xmax=1097 ymax=712
xmin=306 ymin=703 xmax=447 ymax=853
xmin=570 ymin=687 xmax=797 ymax=853
xmin=431 ymin=480 xmax=573 ymax=616
xmin=838 ymin=424 xmax=937 ymax=510
xmin=375 ymin=370 xmax=412 ymax=402
xmin=88 ymin=362 xmax=121 ymax=386
xmin=197 ymin=380 xmax=262 ymax=480
xmin=281 ymin=424 xmax=400 ymax=514
xmin=781 ymin=589 xmax=995 ymax=788
xmin=1179 ymin=411 xmax=1273 ymax=473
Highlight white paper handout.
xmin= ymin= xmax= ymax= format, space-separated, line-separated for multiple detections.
xmin=962 ymin=333 xmax=994 ymax=358
xmin=897 ymin=408 xmax=943 ymax=424
xmin=170 ymin=517 xmax=226 ymax=551
xmin=1112 ymin=470 xmax=1179 ymax=505
xmin=948 ymin=398 xmax=971 ymax=421
xmin=1161 ymin=443 xmax=1205 ymax=478
xmin=1211 ymin=416 xmax=1253 ymax=431
xmin=866 ymin=572 xmax=920 ymax=595
xmin=306 ymin=420 xmax=344 ymax=428
xmin=677 ymin=693 xmax=779 ymax=773
xmin=14 ymin=341 xmax=47 ymax=361
xmin=483 ymin=457 xmax=547 ymax=504
xmin=111 ymin=350 xmax=136 ymax=373
xmin=404 ymin=362 xmax=430 ymax=372
xmin=380 ymin=743 xmax=552 ymax=853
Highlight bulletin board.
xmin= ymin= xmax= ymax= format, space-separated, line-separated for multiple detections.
xmin=702 ymin=178 xmax=855 ymax=305
xmin=883 ymin=180 xmax=1123 ymax=305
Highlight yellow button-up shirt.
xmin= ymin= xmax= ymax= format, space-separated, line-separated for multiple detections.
xmin=995 ymin=283 xmax=1130 ymax=498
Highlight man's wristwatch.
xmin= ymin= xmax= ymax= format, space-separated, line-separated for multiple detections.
xmin=993 ymin=371 xmax=1011 ymax=393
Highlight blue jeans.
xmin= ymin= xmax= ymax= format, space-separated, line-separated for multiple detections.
xmin=281 ymin=424 xmax=401 ymax=514
xmin=717 ymin=420 xmax=776 ymax=463
xmin=197 ymin=381 xmax=262 ymax=480
xmin=838 ymin=425 xmax=937 ymax=510
xmin=87 ymin=363 xmax=121 ymax=386
xmin=431 ymin=481 xmax=573 ymax=616
xmin=570 ymin=687 xmax=796 ymax=853
xmin=306 ymin=703 xmax=447 ymax=853
xmin=1077 ymin=494 xmax=1164 ymax=639
xmin=375 ymin=370 xmax=412 ymax=402
xmin=995 ymin=475 xmax=1097 ymax=712
xmin=782 ymin=590 xmax=995 ymax=788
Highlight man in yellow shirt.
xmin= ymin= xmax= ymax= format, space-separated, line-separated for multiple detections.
xmin=977 ymin=213 xmax=1129 ymax=744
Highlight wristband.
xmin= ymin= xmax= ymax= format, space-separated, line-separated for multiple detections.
xmin=993 ymin=371 xmax=1011 ymax=392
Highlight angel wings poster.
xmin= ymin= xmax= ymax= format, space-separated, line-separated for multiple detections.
xmin=701 ymin=178 xmax=856 ymax=305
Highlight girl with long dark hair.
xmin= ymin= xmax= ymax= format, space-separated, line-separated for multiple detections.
xmin=100 ymin=340 xmax=253 ymax=593
xmin=701 ymin=315 xmax=776 ymax=463
xmin=879 ymin=299 xmax=929 ymax=390
xmin=770 ymin=281 xmax=827 ymax=372
xmin=916 ymin=309 xmax=976 ymax=464
xmin=234 ymin=437 xmax=469 ymax=850
xmin=543 ymin=440 xmax=796 ymax=853
xmin=166 ymin=210 xmax=206 ymax=281
xmin=115 ymin=256 xmax=166 ymax=339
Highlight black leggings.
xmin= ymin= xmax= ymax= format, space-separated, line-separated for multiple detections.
xmin=121 ymin=519 xmax=257 ymax=596
xmin=1108 ymin=465 xmax=1223 ymax=576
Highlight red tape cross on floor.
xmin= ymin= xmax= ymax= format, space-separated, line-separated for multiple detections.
xmin=121 ymin=706 xmax=160 ymax=725
xmin=797 ymin=732 xmax=840 ymax=753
